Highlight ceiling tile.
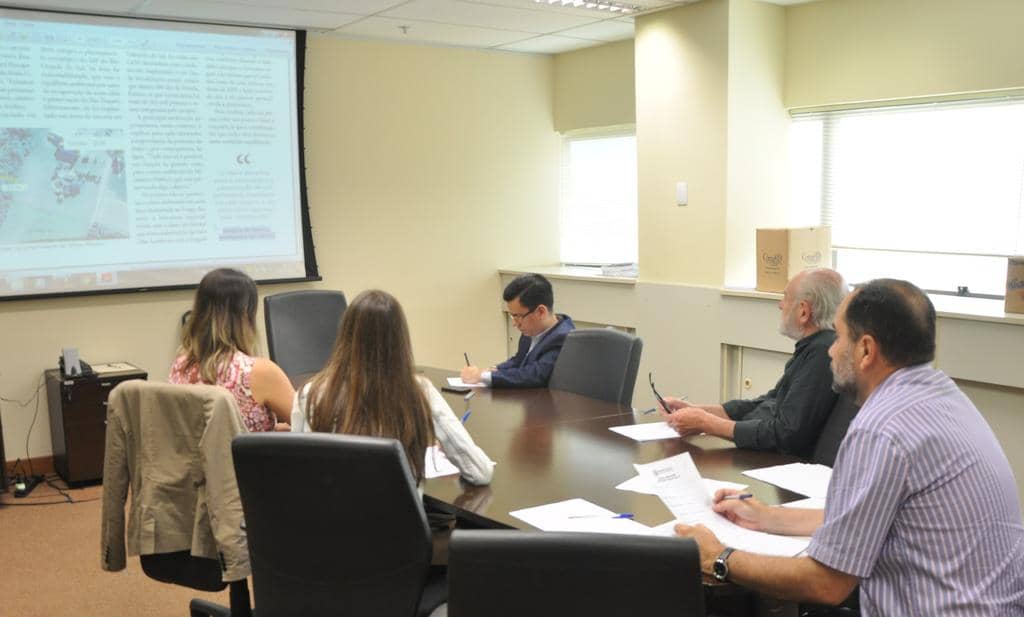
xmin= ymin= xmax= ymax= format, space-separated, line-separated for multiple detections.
xmin=334 ymin=15 xmax=530 ymax=47
xmin=498 ymin=34 xmax=597 ymax=54
xmin=138 ymin=0 xmax=365 ymax=29
xmin=214 ymin=0 xmax=412 ymax=16
xmin=383 ymin=0 xmax=598 ymax=35
xmin=1 ymin=0 xmax=142 ymax=13
xmin=555 ymin=17 xmax=632 ymax=40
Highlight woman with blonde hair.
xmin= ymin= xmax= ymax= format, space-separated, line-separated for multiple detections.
xmin=170 ymin=268 xmax=294 ymax=432
xmin=292 ymin=289 xmax=493 ymax=485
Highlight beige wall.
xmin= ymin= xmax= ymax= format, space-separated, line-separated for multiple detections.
xmin=635 ymin=0 xmax=729 ymax=285
xmin=0 ymin=36 xmax=560 ymax=462
xmin=786 ymin=0 xmax=1024 ymax=109
xmin=724 ymin=0 xmax=790 ymax=287
xmin=553 ymin=39 xmax=635 ymax=133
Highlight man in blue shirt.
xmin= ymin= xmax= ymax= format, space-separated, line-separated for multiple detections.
xmin=461 ymin=273 xmax=575 ymax=388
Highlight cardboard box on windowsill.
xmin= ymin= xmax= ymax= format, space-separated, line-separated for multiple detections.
xmin=1006 ymin=257 xmax=1024 ymax=314
xmin=756 ymin=227 xmax=832 ymax=293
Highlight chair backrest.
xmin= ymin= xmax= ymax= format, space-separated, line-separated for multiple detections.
xmin=447 ymin=530 xmax=705 ymax=617
xmin=232 ymin=432 xmax=433 ymax=617
xmin=548 ymin=328 xmax=643 ymax=406
xmin=811 ymin=393 xmax=860 ymax=466
xmin=263 ymin=290 xmax=347 ymax=378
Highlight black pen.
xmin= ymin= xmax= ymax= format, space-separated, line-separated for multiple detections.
xmin=464 ymin=352 xmax=471 ymax=366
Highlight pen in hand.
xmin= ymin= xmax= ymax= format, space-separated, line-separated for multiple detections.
xmin=568 ymin=513 xmax=635 ymax=519
xmin=464 ymin=352 xmax=471 ymax=366
xmin=720 ymin=493 xmax=754 ymax=501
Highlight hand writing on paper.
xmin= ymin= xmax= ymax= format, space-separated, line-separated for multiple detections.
xmin=460 ymin=366 xmax=483 ymax=384
xmin=712 ymin=489 xmax=770 ymax=531
xmin=673 ymin=522 xmax=726 ymax=576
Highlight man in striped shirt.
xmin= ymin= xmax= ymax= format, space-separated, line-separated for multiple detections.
xmin=676 ymin=279 xmax=1024 ymax=616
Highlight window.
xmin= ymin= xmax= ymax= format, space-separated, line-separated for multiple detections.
xmin=559 ymin=128 xmax=638 ymax=266
xmin=790 ymin=98 xmax=1024 ymax=297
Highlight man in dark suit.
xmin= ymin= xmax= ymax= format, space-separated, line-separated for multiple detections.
xmin=461 ymin=273 xmax=575 ymax=388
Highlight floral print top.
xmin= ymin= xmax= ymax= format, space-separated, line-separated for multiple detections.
xmin=169 ymin=351 xmax=274 ymax=432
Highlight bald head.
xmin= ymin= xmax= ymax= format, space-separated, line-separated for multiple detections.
xmin=842 ymin=279 xmax=936 ymax=368
xmin=793 ymin=268 xmax=849 ymax=331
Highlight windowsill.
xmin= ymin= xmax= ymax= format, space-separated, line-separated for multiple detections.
xmin=498 ymin=265 xmax=637 ymax=286
xmin=721 ymin=287 xmax=1024 ymax=327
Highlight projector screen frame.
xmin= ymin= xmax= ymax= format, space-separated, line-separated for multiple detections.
xmin=0 ymin=6 xmax=322 ymax=303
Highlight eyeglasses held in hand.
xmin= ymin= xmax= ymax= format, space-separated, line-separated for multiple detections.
xmin=648 ymin=372 xmax=671 ymax=413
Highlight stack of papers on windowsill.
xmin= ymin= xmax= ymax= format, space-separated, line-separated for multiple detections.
xmin=742 ymin=463 xmax=832 ymax=499
xmin=600 ymin=263 xmax=638 ymax=277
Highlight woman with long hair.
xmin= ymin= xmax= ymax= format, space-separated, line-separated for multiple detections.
xmin=292 ymin=289 xmax=493 ymax=485
xmin=170 ymin=268 xmax=294 ymax=432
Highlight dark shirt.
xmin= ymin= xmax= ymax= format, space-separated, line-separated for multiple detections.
xmin=722 ymin=329 xmax=838 ymax=459
xmin=491 ymin=314 xmax=575 ymax=389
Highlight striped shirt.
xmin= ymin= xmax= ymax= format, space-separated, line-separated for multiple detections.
xmin=807 ymin=364 xmax=1024 ymax=617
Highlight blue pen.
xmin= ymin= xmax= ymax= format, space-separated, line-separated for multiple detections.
xmin=568 ymin=513 xmax=635 ymax=519
xmin=461 ymin=410 xmax=472 ymax=423
xmin=720 ymin=493 xmax=754 ymax=501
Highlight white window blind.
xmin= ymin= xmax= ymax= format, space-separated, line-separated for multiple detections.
xmin=559 ymin=130 xmax=638 ymax=266
xmin=791 ymin=98 xmax=1024 ymax=296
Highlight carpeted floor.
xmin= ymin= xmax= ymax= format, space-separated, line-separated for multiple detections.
xmin=0 ymin=477 xmax=239 ymax=617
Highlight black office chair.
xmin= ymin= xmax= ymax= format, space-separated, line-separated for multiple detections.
xmin=232 ymin=432 xmax=446 ymax=617
xmin=263 ymin=290 xmax=346 ymax=378
xmin=548 ymin=328 xmax=643 ymax=406
xmin=140 ymin=552 xmax=251 ymax=617
xmin=446 ymin=530 xmax=704 ymax=617
xmin=810 ymin=393 xmax=860 ymax=467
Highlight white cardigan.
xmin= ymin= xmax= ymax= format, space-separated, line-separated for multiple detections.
xmin=291 ymin=375 xmax=494 ymax=485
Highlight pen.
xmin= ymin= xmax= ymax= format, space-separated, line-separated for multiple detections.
xmin=568 ymin=513 xmax=635 ymax=519
xmin=464 ymin=390 xmax=475 ymax=401
xmin=464 ymin=352 xmax=471 ymax=366
xmin=461 ymin=410 xmax=472 ymax=423
xmin=640 ymin=407 xmax=657 ymax=414
xmin=720 ymin=493 xmax=754 ymax=501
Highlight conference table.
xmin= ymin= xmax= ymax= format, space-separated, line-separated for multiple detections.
xmin=290 ymin=367 xmax=807 ymax=615
xmin=412 ymin=367 xmax=805 ymax=529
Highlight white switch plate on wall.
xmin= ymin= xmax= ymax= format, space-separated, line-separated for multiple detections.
xmin=676 ymin=182 xmax=688 ymax=206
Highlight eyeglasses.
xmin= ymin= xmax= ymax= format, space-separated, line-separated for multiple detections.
xmin=648 ymin=372 xmax=670 ymax=411
xmin=508 ymin=306 xmax=538 ymax=322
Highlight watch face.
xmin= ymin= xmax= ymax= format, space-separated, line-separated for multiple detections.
xmin=713 ymin=560 xmax=727 ymax=581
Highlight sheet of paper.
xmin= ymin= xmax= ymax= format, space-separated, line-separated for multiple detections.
xmin=616 ymin=474 xmax=747 ymax=498
xmin=781 ymin=496 xmax=826 ymax=509
xmin=509 ymin=498 xmax=653 ymax=535
xmin=424 ymin=445 xmax=460 ymax=479
xmin=742 ymin=463 xmax=832 ymax=499
xmin=633 ymin=452 xmax=710 ymax=520
xmin=650 ymin=516 xmax=811 ymax=557
xmin=446 ymin=377 xmax=486 ymax=389
xmin=635 ymin=452 xmax=810 ymax=557
xmin=608 ymin=421 xmax=679 ymax=442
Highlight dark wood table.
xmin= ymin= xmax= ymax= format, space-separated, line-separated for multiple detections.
xmin=416 ymin=367 xmax=804 ymax=529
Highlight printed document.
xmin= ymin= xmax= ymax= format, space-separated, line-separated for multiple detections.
xmin=635 ymin=453 xmax=810 ymax=557
xmin=616 ymin=474 xmax=747 ymax=498
xmin=424 ymin=445 xmax=460 ymax=479
xmin=446 ymin=377 xmax=486 ymax=389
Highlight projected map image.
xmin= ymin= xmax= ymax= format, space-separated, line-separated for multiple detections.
xmin=0 ymin=128 xmax=128 ymax=243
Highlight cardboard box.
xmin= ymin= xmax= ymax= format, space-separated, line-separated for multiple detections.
xmin=756 ymin=227 xmax=832 ymax=293
xmin=1006 ymin=257 xmax=1024 ymax=314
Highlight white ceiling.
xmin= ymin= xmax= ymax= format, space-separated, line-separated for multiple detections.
xmin=4 ymin=0 xmax=816 ymax=54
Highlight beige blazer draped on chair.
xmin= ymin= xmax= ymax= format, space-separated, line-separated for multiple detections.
xmin=101 ymin=380 xmax=250 ymax=582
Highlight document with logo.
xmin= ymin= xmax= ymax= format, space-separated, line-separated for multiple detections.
xmin=635 ymin=452 xmax=810 ymax=557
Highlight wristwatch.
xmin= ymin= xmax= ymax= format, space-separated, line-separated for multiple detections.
xmin=712 ymin=547 xmax=736 ymax=582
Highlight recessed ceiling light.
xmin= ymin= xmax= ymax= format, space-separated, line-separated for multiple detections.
xmin=533 ymin=0 xmax=643 ymax=13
